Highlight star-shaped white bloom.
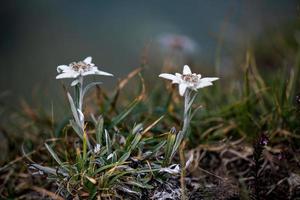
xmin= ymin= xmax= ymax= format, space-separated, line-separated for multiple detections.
xmin=56 ymin=56 xmax=113 ymax=81
xmin=159 ymin=65 xmax=219 ymax=96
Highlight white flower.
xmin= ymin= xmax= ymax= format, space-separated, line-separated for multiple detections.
xmin=159 ymin=164 xmax=180 ymax=174
xmin=56 ymin=56 xmax=113 ymax=80
xmin=159 ymin=65 xmax=219 ymax=96
xmin=93 ymin=144 xmax=101 ymax=154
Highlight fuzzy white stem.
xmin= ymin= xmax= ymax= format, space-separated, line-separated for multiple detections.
xmin=182 ymin=89 xmax=191 ymax=137
xmin=78 ymin=76 xmax=84 ymax=111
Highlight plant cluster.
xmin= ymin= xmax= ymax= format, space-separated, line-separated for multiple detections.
xmin=29 ymin=57 xmax=218 ymax=199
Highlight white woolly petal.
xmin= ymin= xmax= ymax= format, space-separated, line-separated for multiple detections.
xmin=95 ymin=69 xmax=114 ymax=76
xmin=56 ymin=71 xmax=79 ymax=79
xmin=159 ymin=73 xmax=178 ymax=82
xmin=179 ymin=84 xmax=187 ymax=96
xmin=91 ymin=66 xmax=101 ymax=72
xmin=57 ymin=65 xmax=70 ymax=72
xmin=83 ymin=56 xmax=92 ymax=64
xmin=82 ymin=71 xmax=97 ymax=76
xmin=175 ymin=73 xmax=182 ymax=78
xmin=200 ymin=77 xmax=219 ymax=82
xmin=196 ymin=81 xmax=213 ymax=89
xmin=183 ymin=65 xmax=192 ymax=75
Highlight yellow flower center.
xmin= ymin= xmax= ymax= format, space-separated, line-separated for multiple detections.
xmin=70 ymin=61 xmax=92 ymax=72
xmin=182 ymin=74 xmax=199 ymax=83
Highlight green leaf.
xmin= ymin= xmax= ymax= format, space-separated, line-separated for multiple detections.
xmin=70 ymin=119 xmax=84 ymax=139
xmin=45 ymin=143 xmax=68 ymax=172
xmin=126 ymin=181 xmax=154 ymax=189
xmin=83 ymin=132 xmax=87 ymax=161
xmin=95 ymin=116 xmax=104 ymax=145
xmin=141 ymin=115 xmax=164 ymax=135
xmin=163 ymin=130 xmax=176 ymax=166
xmin=70 ymin=120 xmax=92 ymax=150
xmin=88 ymin=186 xmax=97 ymax=200
xmin=118 ymin=151 xmax=131 ymax=162
xmin=132 ymin=123 xmax=143 ymax=135
xmin=30 ymin=164 xmax=57 ymax=176
xmin=83 ymin=82 xmax=102 ymax=97
xmin=105 ymin=130 xmax=112 ymax=155
xmin=187 ymin=93 xmax=198 ymax=111
xmin=67 ymin=92 xmax=82 ymax=129
xmin=144 ymin=140 xmax=166 ymax=159
xmin=110 ymin=99 xmax=139 ymax=127
xmin=108 ymin=171 xmax=129 ymax=185
xmin=124 ymin=124 xmax=142 ymax=151
xmin=128 ymin=133 xmax=142 ymax=152
xmin=170 ymin=130 xmax=184 ymax=160
xmin=92 ymin=162 xmax=127 ymax=175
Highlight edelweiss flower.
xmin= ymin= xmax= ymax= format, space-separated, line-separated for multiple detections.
xmin=56 ymin=56 xmax=113 ymax=80
xmin=159 ymin=65 xmax=219 ymax=96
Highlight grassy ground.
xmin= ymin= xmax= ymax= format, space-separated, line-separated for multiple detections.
xmin=1 ymin=24 xmax=300 ymax=200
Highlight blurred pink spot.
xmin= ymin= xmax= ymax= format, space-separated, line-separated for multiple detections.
xmin=158 ymin=33 xmax=198 ymax=54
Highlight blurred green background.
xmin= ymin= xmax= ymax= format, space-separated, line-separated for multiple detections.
xmin=0 ymin=0 xmax=298 ymax=109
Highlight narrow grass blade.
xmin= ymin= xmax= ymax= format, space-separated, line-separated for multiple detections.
xmin=96 ymin=116 xmax=104 ymax=145
xmin=124 ymin=123 xmax=142 ymax=151
xmin=83 ymin=132 xmax=87 ymax=161
xmin=141 ymin=115 xmax=164 ymax=135
xmin=93 ymin=162 xmax=127 ymax=175
xmin=163 ymin=130 xmax=176 ymax=166
xmin=118 ymin=151 xmax=131 ymax=162
xmin=170 ymin=130 xmax=184 ymax=160
xmin=45 ymin=143 xmax=68 ymax=172
xmin=105 ymin=129 xmax=112 ymax=155
xmin=144 ymin=140 xmax=166 ymax=159
xmin=128 ymin=133 xmax=142 ymax=152
xmin=126 ymin=181 xmax=154 ymax=189
xmin=111 ymin=99 xmax=139 ymax=127
xmin=30 ymin=163 xmax=58 ymax=176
